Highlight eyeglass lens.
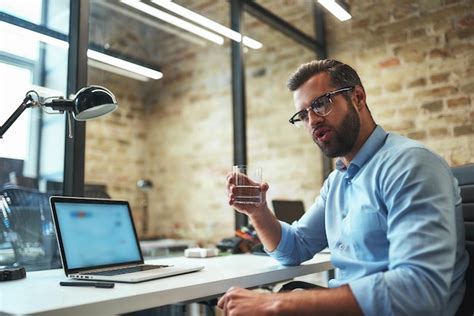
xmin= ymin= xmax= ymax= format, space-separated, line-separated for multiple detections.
xmin=296 ymin=95 xmax=332 ymax=121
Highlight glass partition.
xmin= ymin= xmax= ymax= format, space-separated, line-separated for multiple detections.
xmin=243 ymin=1 xmax=324 ymax=213
xmin=85 ymin=1 xmax=236 ymax=245
xmin=0 ymin=0 xmax=69 ymax=271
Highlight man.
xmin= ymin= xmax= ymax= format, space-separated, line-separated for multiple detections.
xmin=220 ymin=59 xmax=468 ymax=315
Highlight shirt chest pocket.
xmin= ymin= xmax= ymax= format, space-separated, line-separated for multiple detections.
xmin=350 ymin=210 xmax=384 ymax=232
xmin=347 ymin=210 xmax=388 ymax=261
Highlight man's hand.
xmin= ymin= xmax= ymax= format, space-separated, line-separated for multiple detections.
xmin=217 ymin=285 xmax=363 ymax=316
xmin=226 ymin=172 xmax=281 ymax=251
xmin=226 ymin=172 xmax=269 ymax=216
xmin=217 ymin=287 xmax=280 ymax=316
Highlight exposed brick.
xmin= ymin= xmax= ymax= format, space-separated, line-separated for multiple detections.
xmin=429 ymin=128 xmax=449 ymax=137
xmin=386 ymin=82 xmax=402 ymax=92
xmin=430 ymin=73 xmax=450 ymax=84
xmin=456 ymin=13 xmax=474 ymax=28
xmin=447 ymin=96 xmax=471 ymax=109
xmin=422 ymin=100 xmax=443 ymax=112
xmin=410 ymin=28 xmax=426 ymax=39
xmin=377 ymin=108 xmax=396 ymax=118
xmin=407 ymin=130 xmax=427 ymax=140
xmin=408 ymin=77 xmax=427 ymax=88
xmin=379 ymin=57 xmax=400 ymax=68
xmin=451 ymin=43 xmax=474 ymax=57
xmin=460 ymin=82 xmax=474 ymax=94
xmin=454 ymin=125 xmax=474 ymax=136
xmin=429 ymin=48 xmax=449 ymax=59
xmin=394 ymin=45 xmax=426 ymax=63
xmin=392 ymin=3 xmax=419 ymax=20
xmin=415 ymin=86 xmax=459 ymax=98
xmin=387 ymin=32 xmax=408 ymax=44
xmin=352 ymin=18 xmax=370 ymax=30
xmin=446 ymin=28 xmax=474 ymax=44
xmin=384 ymin=120 xmax=415 ymax=131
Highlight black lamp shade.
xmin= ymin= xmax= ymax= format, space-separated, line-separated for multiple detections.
xmin=73 ymin=86 xmax=118 ymax=120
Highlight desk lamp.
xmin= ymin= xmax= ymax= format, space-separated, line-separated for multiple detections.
xmin=0 ymin=85 xmax=118 ymax=139
xmin=137 ymin=178 xmax=154 ymax=236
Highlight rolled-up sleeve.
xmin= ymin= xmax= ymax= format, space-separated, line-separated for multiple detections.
xmin=268 ymin=181 xmax=329 ymax=265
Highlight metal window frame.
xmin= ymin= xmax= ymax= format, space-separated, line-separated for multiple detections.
xmin=3 ymin=0 xmax=328 ymax=230
xmin=62 ymin=0 xmax=89 ymax=197
xmin=230 ymin=0 xmax=328 ymax=229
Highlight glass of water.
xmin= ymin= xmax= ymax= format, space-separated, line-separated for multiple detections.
xmin=232 ymin=165 xmax=263 ymax=204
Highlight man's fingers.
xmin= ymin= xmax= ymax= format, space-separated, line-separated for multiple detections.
xmin=226 ymin=173 xmax=235 ymax=185
xmin=217 ymin=294 xmax=226 ymax=309
xmin=218 ymin=287 xmax=238 ymax=310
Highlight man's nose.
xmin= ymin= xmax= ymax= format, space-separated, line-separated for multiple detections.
xmin=307 ymin=109 xmax=324 ymax=126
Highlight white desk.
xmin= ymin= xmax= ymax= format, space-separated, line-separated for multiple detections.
xmin=0 ymin=253 xmax=332 ymax=315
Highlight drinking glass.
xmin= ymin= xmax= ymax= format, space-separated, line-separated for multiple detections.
xmin=232 ymin=165 xmax=263 ymax=204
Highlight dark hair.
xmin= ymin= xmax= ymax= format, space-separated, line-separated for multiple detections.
xmin=287 ymin=59 xmax=363 ymax=91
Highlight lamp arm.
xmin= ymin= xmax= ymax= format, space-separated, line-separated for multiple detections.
xmin=43 ymin=98 xmax=74 ymax=112
xmin=0 ymin=94 xmax=35 ymax=139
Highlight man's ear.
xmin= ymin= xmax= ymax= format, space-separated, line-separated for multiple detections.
xmin=352 ymin=85 xmax=366 ymax=111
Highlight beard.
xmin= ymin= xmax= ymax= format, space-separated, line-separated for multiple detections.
xmin=314 ymin=102 xmax=361 ymax=158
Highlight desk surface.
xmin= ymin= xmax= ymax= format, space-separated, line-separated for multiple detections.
xmin=0 ymin=253 xmax=332 ymax=315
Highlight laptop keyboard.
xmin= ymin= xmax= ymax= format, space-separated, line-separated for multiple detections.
xmin=84 ymin=264 xmax=170 ymax=276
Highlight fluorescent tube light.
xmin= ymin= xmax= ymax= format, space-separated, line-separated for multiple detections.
xmin=1 ymin=21 xmax=163 ymax=81
xmin=318 ymin=0 xmax=352 ymax=21
xmin=88 ymin=59 xmax=149 ymax=82
xmin=120 ymin=0 xmax=225 ymax=45
xmin=151 ymin=0 xmax=263 ymax=49
xmin=242 ymin=36 xmax=263 ymax=50
xmin=87 ymin=50 xmax=163 ymax=80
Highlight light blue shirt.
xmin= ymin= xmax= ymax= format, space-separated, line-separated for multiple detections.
xmin=269 ymin=126 xmax=469 ymax=316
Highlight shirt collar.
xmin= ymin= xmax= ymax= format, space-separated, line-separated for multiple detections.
xmin=335 ymin=125 xmax=388 ymax=176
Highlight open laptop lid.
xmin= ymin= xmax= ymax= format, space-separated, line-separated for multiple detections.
xmin=50 ymin=196 xmax=144 ymax=276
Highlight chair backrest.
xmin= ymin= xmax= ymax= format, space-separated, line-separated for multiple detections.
xmin=452 ymin=164 xmax=474 ymax=316
xmin=0 ymin=185 xmax=61 ymax=271
xmin=272 ymin=200 xmax=305 ymax=224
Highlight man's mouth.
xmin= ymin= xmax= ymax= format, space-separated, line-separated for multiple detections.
xmin=313 ymin=127 xmax=332 ymax=143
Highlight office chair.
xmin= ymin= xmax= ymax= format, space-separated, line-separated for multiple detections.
xmin=0 ymin=185 xmax=61 ymax=271
xmin=452 ymin=164 xmax=474 ymax=316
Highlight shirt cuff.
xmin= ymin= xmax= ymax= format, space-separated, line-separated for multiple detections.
xmin=267 ymin=221 xmax=292 ymax=256
xmin=349 ymin=272 xmax=391 ymax=316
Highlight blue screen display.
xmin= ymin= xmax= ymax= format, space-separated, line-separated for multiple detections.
xmin=55 ymin=202 xmax=141 ymax=269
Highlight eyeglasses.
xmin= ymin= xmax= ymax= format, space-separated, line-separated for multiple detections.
xmin=289 ymin=86 xmax=354 ymax=128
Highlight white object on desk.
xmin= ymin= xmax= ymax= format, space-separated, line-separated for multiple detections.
xmin=0 ymin=253 xmax=332 ymax=316
xmin=184 ymin=248 xmax=219 ymax=258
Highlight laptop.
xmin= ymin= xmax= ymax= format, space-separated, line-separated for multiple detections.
xmin=272 ymin=200 xmax=305 ymax=224
xmin=50 ymin=196 xmax=204 ymax=283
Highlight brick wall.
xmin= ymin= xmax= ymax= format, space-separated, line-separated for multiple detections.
xmin=86 ymin=68 xmax=149 ymax=234
xmin=326 ymin=0 xmax=474 ymax=165
xmin=85 ymin=0 xmax=474 ymax=242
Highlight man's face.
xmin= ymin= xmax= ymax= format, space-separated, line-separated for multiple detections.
xmin=293 ymin=73 xmax=361 ymax=158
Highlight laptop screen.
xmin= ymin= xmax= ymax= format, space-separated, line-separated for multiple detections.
xmin=53 ymin=200 xmax=142 ymax=270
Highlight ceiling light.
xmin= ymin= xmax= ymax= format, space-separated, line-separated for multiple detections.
xmin=88 ymin=60 xmax=150 ymax=82
xmin=317 ymin=0 xmax=352 ymax=22
xmin=120 ymin=0 xmax=225 ymax=45
xmin=87 ymin=50 xmax=163 ymax=80
xmin=0 ymin=21 xmax=163 ymax=81
xmin=151 ymin=0 xmax=263 ymax=49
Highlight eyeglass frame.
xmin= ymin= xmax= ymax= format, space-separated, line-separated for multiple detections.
xmin=288 ymin=86 xmax=355 ymax=127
